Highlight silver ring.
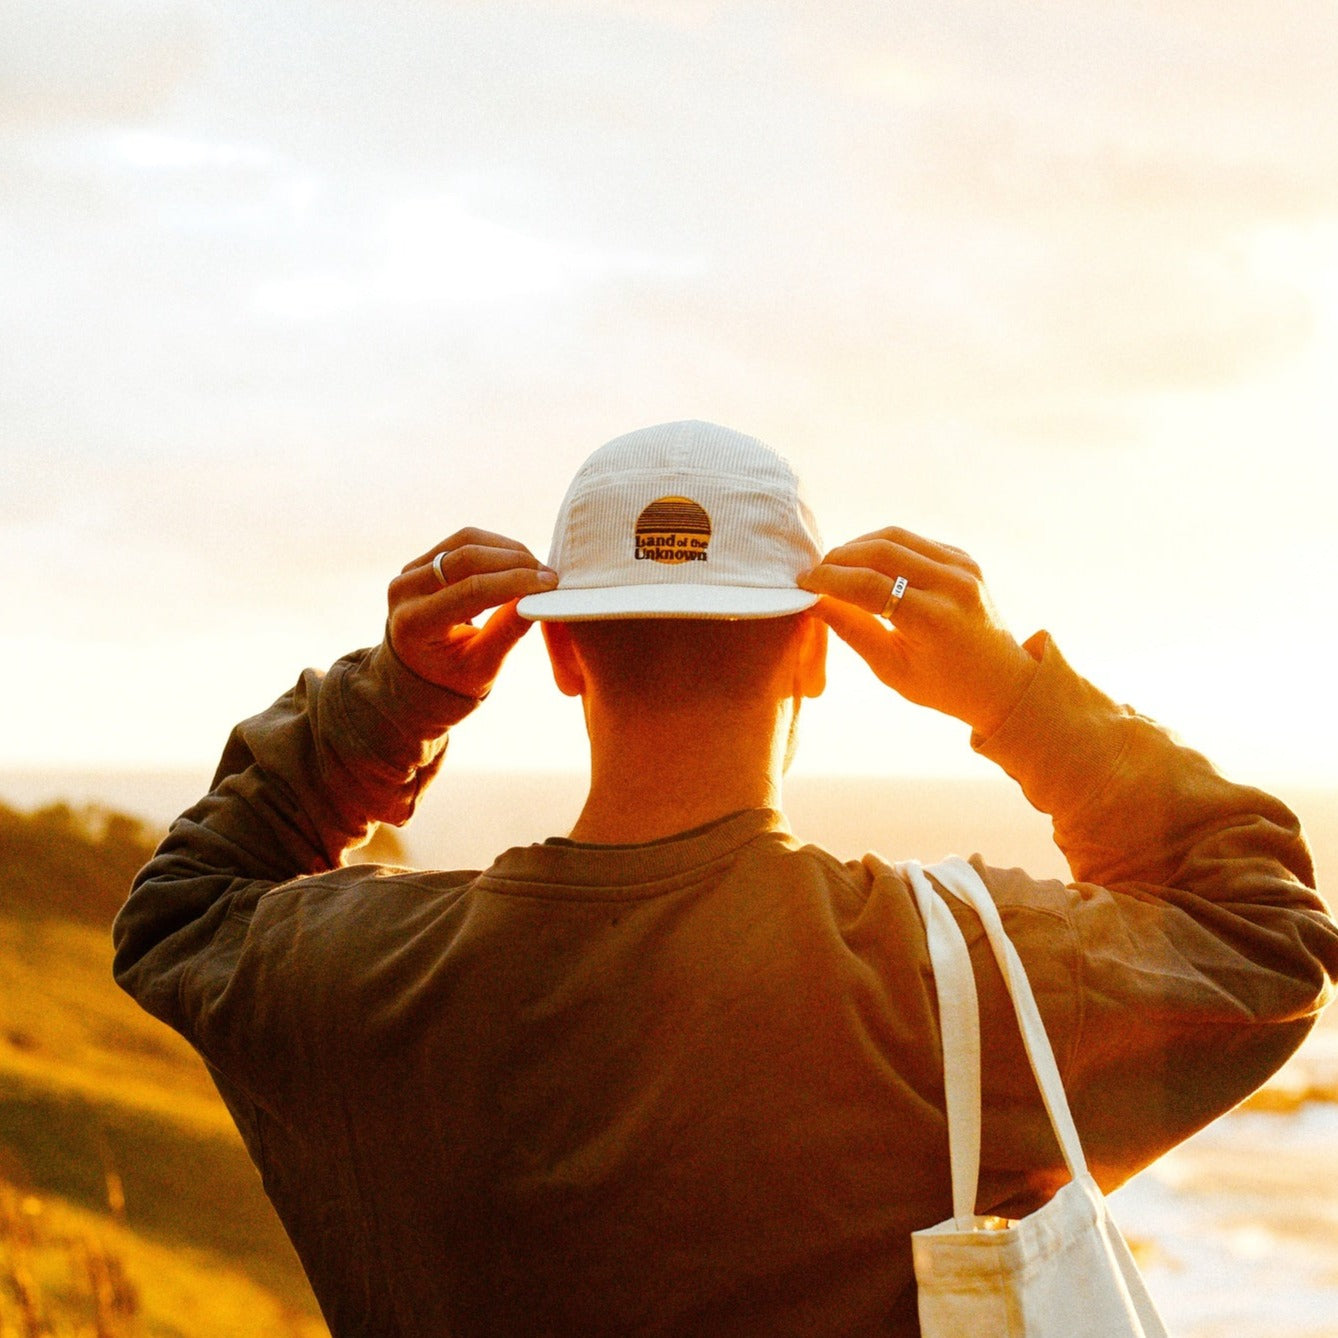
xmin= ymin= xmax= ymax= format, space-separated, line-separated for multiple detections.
xmin=881 ymin=575 xmax=909 ymax=621
xmin=432 ymin=550 xmax=450 ymax=588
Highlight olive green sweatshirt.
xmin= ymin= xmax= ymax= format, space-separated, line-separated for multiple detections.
xmin=113 ymin=634 xmax=1338 ymax=1337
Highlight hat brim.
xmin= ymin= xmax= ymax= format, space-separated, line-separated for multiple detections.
xmin=516 ymin=584 xmax=819 ymax=622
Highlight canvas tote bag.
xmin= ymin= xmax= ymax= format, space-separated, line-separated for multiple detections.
xmin=897 ymin=855 xmax=1169 ymax=1338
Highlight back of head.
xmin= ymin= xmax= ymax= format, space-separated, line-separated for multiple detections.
xmin=525 ymin=422 xmax=828 ymax=833
xmin=564 ymin=615 xmax=809 ymax=714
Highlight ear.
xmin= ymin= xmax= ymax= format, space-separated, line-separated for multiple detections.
xmin=541 ymin=621 xmax=586 ymax=698
xmin=792 ymin=612 xmax=827 ymax=699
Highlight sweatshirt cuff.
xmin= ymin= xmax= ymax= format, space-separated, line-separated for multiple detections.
xmin=337 ymin=638 xmax=485 ymax=775
xmin=971 ymin=631 xmax=1132 ymax=822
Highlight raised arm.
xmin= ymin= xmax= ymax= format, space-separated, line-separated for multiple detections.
xmin=802 ymin=528 xmax=1338 ymax=1194
xmin=112 ymin=530 xmax=555 ymax=1037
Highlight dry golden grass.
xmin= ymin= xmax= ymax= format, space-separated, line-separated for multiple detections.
xmin=1 ymin=821 xmax=328 ymax=1338
xmin=0 ymin=1177 xmax=326 ymax=1338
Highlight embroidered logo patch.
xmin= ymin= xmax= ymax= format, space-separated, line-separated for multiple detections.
xmin=634 ymin=496 xmax=711 ymax=563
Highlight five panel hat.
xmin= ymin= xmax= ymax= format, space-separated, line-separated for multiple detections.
xmin=517 ymin=420 xmax=824 ymax=621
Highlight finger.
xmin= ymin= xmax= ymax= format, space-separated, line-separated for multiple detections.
xmin=394 ymin=544 xmax=554 ymax=600
xmin=465 ymin=599 xmax=534 ymax=667
xmin=401 ymin=529 xmax=541 ymax=575
xmin=838 ymin=527 xmax=982 ymax=577
xmin=811 ymin=597 xmax=912 ymax=686
xmin=810 ymin=538 xmax=944 ymax=586
xmin=810 ymin=594 xmax=883 ymax=639
xmin=803 ymin=535 xmax=984 ymax=617
xmin=409 ymin=566 xmax=559 ymax=630
xmin=799 ymin=561 xmax=924 ymax=618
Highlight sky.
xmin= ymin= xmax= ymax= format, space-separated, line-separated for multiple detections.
xmin=2 ymin=0 xmax=1337 ymax=783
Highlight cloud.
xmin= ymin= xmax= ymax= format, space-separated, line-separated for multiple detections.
xmin=887 ymin=110 xmax=1338 ymax=230
xmin=762 ymin=24 xmax=1336 ymax=432
xmin=542 ymin=0 xmax=724 ymax=23
xmin=4 ymin=0 xmax=1333 ymax=471
xmin=795 ymin=2 xmax=1338 ymax=216
xmin=0 ymin=0 xmax=214 ymax=126
xmin=600 ymin=195 xmax=1316 ymax=451
xmin=250 ymin=193 xmax=698 ymax=321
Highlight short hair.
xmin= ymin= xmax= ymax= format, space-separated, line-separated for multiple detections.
xmin=564 ymin=615 xmax=806 ymax=710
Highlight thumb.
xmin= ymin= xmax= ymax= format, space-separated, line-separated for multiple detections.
xmin=468 ymin=599 xmax=534 ymax=671
xmin=812 ymin=596 xmax=909 ymax=690
xmin=814 ymin=595 xmax=888 ymax=657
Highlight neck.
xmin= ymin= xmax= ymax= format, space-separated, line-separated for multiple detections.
xmin=567 ymin=700 xmax=790 ymax=845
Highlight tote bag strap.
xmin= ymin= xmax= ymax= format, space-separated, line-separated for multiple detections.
xmin=898 ymin=859 xmax=984 ymax=1228
xmin=920 ymin=854 xmax=1089 ymax=1183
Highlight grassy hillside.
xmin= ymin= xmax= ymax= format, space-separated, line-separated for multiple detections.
xmin=0 ymin=801 xmax=161 ymax=929
xmin=0 ymin=800 xmax=329 ymax=1337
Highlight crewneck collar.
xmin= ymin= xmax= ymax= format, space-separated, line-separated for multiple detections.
xmin=476 ymin=807 xmax=792 ymax=900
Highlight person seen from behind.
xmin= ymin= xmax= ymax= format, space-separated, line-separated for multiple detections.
xmin=114 ymin=421 xmax=1338 ymax=1335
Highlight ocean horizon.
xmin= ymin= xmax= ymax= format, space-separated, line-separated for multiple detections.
xmin=3 ymin=766 xmax=1336 ymax=894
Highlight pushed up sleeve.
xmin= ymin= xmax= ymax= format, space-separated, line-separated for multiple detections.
xmin=965 ymin=633 xmax=1337 ymax=1199
xmin=111 ymin=639 xmax=480 ymax=1043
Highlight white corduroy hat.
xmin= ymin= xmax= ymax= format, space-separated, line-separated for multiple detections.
xmin=517 ymin=420 xmax=823 ymax=621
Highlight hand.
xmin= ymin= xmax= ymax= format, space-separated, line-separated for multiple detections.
xmin=387 ymin=528 xmax=557 ymax=698
xmin=797 ymin=527 xmax=1037 ymax=736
